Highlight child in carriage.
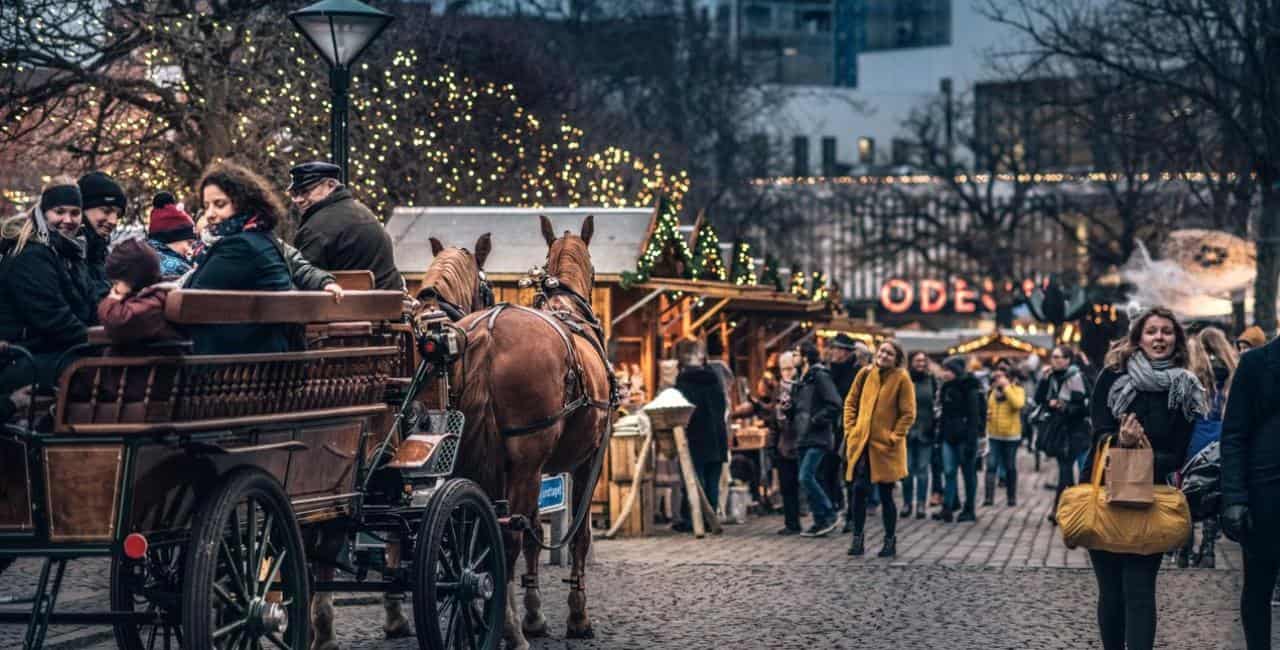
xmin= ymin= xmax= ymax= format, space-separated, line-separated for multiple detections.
xmin=97 ymin=238 xmax=182 ymax=344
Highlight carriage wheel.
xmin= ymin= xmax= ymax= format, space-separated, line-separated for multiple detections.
xmin=111 ymin=539 xmax=185 ymax=650
xmin=413 ymin=479 xmax=506 ymax=650
xmin=182 ymin=469 xmax=310 ymax=650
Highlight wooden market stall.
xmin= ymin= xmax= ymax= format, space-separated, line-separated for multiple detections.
xmin=945 ymin=330 xmax=1051 ymax=360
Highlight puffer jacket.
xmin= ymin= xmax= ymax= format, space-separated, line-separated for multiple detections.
xmin=986 ymin=383 xmax=1026 ymax=440
xmin=0 ymin=232 xmax=95 ymax=354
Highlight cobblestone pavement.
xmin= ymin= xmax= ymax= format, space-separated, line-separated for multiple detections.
xmin=2 ymin=450 xmax=1275 ymax=649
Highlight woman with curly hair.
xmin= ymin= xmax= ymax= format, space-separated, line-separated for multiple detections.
xmin=1086 ymin=307 xmax=1206 ymax=650
xmin=184 ymin=161 xmax=295 ymax=354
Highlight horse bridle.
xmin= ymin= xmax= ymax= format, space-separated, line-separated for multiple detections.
xmin=418 ymin=268 xmax=494 ymax=323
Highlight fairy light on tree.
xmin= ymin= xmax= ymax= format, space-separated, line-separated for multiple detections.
xmin=810 ymin=271 xmax=829 ymax=302
xmin=729 ymin=239 xmax=756 ymax=286
xmin=789 ymin=264 xmax=809 ymax=298
xmin=621 ymin=194 xmax=692 ymax=288
xmin=689 ymin=218 xmax=727 ymax=281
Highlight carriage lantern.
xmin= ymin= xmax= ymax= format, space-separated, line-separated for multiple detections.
xmin=289 ymin=0 xmax=393 ymax=184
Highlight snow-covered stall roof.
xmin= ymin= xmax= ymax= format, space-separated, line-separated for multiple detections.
xmin=386 ymin=206 xmax=654 ymax=275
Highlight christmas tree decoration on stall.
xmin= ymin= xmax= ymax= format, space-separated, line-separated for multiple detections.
xmin=789 ymin=264 xmax=809 ymax=298
xmin=759 ymin=254 xmax=783 ymax=291
xmin=730 ymin=239 xmax=756 ymax=286
xmin=689 ymin=213 xmax=727 ymax=281
xmin=621 ymin=194 xmax=693 ymax=288
xmin=810 ymin=271 xmax=830 ymax=302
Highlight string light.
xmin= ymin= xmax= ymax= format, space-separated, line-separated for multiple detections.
xmin=729 ymin=239 xmax=756 ymax=286
xmin=621 ymin=194 xmax=692 ymax=288
xmin=689 ymin=220 xmax=727 ymax=281
xmin=810 ymin=271 xmax=829 ymax=303
xmin=789 ymin=264 xmax=809 ymax=298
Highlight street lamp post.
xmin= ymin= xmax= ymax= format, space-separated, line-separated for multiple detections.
xmin=289 ymin=0 xmax=394 ymax=184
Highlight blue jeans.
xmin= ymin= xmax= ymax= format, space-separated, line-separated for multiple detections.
xmin=903 ymin=439 xmax=931 ymax=506
xmin=986 ymin=438 xmax=1020 ymax=503
xmin=799 ymin=446 xmax=834 ymax=523
xmin=942 ymin=440 xmax=978 ymax=513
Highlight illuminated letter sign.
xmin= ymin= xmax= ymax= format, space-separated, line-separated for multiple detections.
xmin=953 ymin=278 xmax=978 ymax=313
xmin=919 ymin=279 xmax=946 ymax=313
xmin=880 ymin=278 xmax=914 ymax=313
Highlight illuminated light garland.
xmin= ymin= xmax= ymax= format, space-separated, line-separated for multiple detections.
xmin=729 ymin=239 xmax=756 ymax=286
xmin=621 ymin=194 xmax=692 ymax=288
xmin=751 ymin=171 xmax=1249 ymax=187
xmin=810 ymin=271 xmax=829 ymax=303
xmin=789 ymin=264 xmax=809 ymax=298
xmin=947 ymin=333 xmax=1047 ymax=356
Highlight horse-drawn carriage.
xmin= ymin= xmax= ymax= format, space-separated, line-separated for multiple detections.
xmin=0 ymin=282 xmax=508 ymax=650
xmin=1 ymin=215 xmax=614 ymax=650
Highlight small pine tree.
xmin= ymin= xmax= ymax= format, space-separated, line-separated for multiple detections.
xmin=729 ymin=239 xmax=756 ymax=285
xmin=759 ymin=254 xmax=783 ymax=291
xmin=690 ymin=221 xmax=727 ymax=281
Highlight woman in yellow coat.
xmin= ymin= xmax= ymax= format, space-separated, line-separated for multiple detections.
xmin=843 ymin=340 xmax=917 ymax=557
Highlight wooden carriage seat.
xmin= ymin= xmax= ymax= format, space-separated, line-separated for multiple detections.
xmin=331 ymin=270 xmax=375 ymax=291
xmin=56 ymin=289 xmax=406 ymax=434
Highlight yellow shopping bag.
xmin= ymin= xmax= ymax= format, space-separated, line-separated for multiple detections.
xmin=1057 ymin=439 xmax=1190 ymax=555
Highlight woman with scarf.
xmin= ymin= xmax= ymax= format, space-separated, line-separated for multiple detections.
xmin=1036 ymin=344 xmax=1091 ymax=524
xmin=1086 ymin=307 xmax=1206 ymax=650
xmin=184 ymin=161 xmax=295 ymax=355
xmin=843 ymin=340 xmax=915 ymax=557
xmin=0 ymin=180 xmax=96 ymax=392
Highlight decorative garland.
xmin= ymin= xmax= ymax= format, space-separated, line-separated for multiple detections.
xmin=689 ymin=219 xmax=727 ymax=281
xmin=621 ymin=195 xmax=692 ymax=288
xmin=729 ymin=239 xmax=756 ymax=286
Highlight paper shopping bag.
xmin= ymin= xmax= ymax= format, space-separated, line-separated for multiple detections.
xmin=1105 ymin=443 xmax=1155 ymax=507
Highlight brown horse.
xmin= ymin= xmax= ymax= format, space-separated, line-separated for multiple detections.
xmin=309 ymin=233 xmax=491 ymax=650
xmin=449 ymin=216 xmax=611 ymax=650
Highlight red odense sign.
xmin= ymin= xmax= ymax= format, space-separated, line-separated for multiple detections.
xmin=879 ymin=277 xmax=1037 ymax=314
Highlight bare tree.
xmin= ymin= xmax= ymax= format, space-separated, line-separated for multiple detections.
xmin=984 ymin=0 xmax=1280 ymax=333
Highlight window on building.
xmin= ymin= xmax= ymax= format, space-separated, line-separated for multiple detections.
xmin=821 ymin=137 xmax=838 ymax=176
xmin=740 ymin=1 xmax=835 ymax=85
xmin=860 ymin=0 xmax=951 ymax=52
xmin=857 ymin=137 xmax=875 ymax=165
xmin=793 ymin=136 xmax=810 ymax=177
xmin=750 ymin=133 xmax=771 ymax=177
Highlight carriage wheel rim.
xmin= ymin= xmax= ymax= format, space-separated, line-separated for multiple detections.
xmin=210 ymin=493 xmax=302 ymax=650
xmin=425 ymin=485 xmax=505 ymax=650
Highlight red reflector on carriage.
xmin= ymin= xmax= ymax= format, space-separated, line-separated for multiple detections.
xmin=123 ymin=533 xmax=148 ymax=560
xmin=421 ymin=339 xmax=437 ymax=355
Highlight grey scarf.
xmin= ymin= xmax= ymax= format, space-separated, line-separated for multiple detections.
xmin=1107 ymin=352 xmax=1207 ymax=422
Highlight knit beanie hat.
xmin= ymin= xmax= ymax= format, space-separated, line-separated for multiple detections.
xmin=942 ymin=355 xmax=967 ymax=377
xmin=105 ymin=238 xmax=162 ymax=290
xmin=148 ymin=192 xmax=196 ymax=243
xmin=39 ymin=184 xmax=82 ymax=213
xmin=1237 ymin=325 xmax=1267 ymax=350
xmin=77 ymin=171 xmax=127 ymax=212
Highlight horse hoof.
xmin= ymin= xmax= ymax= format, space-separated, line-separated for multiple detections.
xmin=565 ymin=625 xmax=595 ymax=640
xmin=311 ymin=642 xmax=341 ymax=650
xmin=522 ymin=618 xmax=548 ymax=638
xmin=384 ymin=623 xmax=415 ymax=640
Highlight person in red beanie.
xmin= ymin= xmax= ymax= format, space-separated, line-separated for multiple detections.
xmin=147 ymin=191 xmax=196 ymax=279
xmin=98 ymin=238 xmax=181 ymax=344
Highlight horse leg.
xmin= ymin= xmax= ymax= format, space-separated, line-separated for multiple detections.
xmin=382 ymin=538 xmax=412 ymax=638
xmin=565 ymin=462 xmax=595 ymax=639
xmin=502 ymin=467 xmax=539 ymax=650
xmin=520 ymin=521 xmax=548 ymax=637
xmin=310 ymin=565 xmax=340 ymax=650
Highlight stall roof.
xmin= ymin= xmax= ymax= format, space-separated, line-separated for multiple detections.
xmin=893 ymin=329 xmax=1054 ymax=356
xmin=387 ymin=206 xmax=653 ymax=274
xmin=633 ymin=277 xmax=830 ymax=315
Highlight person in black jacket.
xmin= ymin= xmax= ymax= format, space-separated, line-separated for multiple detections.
xmin=77 ymin=171 xmax=127 ymax=304
xmin=1220 ymin=333 xmax=1280 ymax=649
xmin=903 ymin=351 xmax=937 ymax=519
xmin=827 ymin=333 xmax=860 ymax=530
xmin=1086 ymin=307 xmax=1205 ymax=650
xmin=184 ymin=161 xmax=295 ymax=355
xmin=673 ymin=339 xmax=728 ymax=533
xmin=1036 ymin=344 xmax=1092 ymax=524
xmin=935 ymin=355 xmax=982 ymax=523
xmin=0 ymin=181 xmax=96 ymax=394
xmin=790 ymin=342 xmax=843 ymax=537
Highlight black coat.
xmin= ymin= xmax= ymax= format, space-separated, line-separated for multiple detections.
xmin=830 ymin=358 xmax=859 ymax=438
xmin=1220 ymin=339 xmax=1280 ymax=506
xmin=0 ymin=233 xmax=94 ymax=354
xmin=936 ymin=374 xmax=982 ymax=444
xmin=294 ymin=188 xmax=404 ymax=292
xmin=1086 ymin=367 xmax=1196 ymax=484
xmin=675 ymin=365 xmax=728 ymax=465
xmin=788 ymin=365 xmax=842 ymax=451
xmin=908 ymin=371 xmax=938 ymax=444
xmin=82 ymin=226 xmax=110 ymax=305
xmin=1034 ymin=368 xmax=1091 ymax=460
xmin=185 ymin=232 xmax=293 ymax=355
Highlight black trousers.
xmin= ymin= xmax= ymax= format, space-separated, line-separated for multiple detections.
xmin=819 ymin=449 xmax=844 ymax=511
xmin=851 ymin=455 xmax=896 ymax=538
xmin=929 ymin=443 xmax=944 ymax=496
xmin=775 ymin=457 xmax=801 ymax=531
xmin=1241 ymin=489 xmax=1280 ymax=649
xmin=1053 ymin=456 xmax=1076 ymax=512
xmin=1088 ymin=550 xmax=1162 ymax=650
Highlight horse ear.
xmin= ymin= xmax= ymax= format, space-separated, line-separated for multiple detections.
xmin=540 ymin=215 xmax=556 ymax=247
xmin=474 ymin=233 xmax=492 ymax=269
xmin=580 ymin=215 xmax=594 ymax=246
xmin=429 ymin=237 xmax=445 ymax=257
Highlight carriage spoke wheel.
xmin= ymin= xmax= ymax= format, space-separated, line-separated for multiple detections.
xmin=413 ymin=479 xmax=506 ymax=650
xmin=183 ymin=470 xmax=310 ymax=650
xmin=111 ymin=540 xmax=185 ymax=650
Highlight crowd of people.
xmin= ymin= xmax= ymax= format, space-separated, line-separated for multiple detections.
xmin=670 ymin=312 xmax=1280 ymax=650
xmin=0 ymin=160 xmax=403 ymax=413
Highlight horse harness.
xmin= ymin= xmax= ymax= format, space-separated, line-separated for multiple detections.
xmin=461 ymin=274 xmax=617 ymax=437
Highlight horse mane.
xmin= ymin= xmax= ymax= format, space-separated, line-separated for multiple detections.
xmin=421 ymin=247 xmax=479 ymax=309
xmin=546 ymin=236 xmax=593 ymax=297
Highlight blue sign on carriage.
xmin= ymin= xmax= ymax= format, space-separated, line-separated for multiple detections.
xmin=538 ymin=474 xmax=569 ymax=514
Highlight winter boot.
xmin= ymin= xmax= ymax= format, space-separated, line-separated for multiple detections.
xmin=847 ymin=534 xmax=865 ymax=556
xmin=900 ymin=503 xmax=913 ymax=519
xmin=983 ymin=480 xmax=996 ymax=507
xmin=877 ymin=536 xmax=897 ymax=558
xmin=1196 ymin=539 xmax=1216 ymax=569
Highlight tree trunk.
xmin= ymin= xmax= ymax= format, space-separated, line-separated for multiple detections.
xmin=1254 ymin=178 xmax=1280 ymax=336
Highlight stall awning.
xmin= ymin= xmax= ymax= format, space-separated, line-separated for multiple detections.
xmin=633 ymin=278 xmax=830 ymax=316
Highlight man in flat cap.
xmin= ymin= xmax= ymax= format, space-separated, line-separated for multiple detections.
xmin=288 ymin=162 xmax=404 ymax=292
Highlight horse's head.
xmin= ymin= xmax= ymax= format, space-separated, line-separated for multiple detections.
xmin=416 ymin=233 xmax=493 ymax=323
xmin=539 ymin=215 xmax=595 ymax=304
